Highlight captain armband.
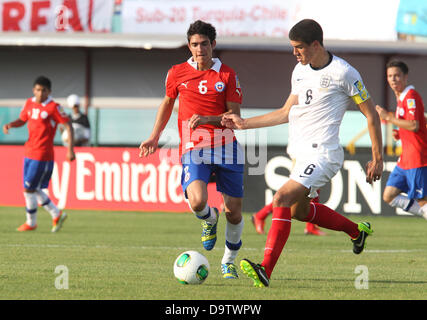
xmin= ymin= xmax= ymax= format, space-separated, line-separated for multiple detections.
xmin=351 ymin=80 xmax=370 ymax=104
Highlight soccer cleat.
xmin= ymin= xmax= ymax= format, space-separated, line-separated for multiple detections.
xmin=221 ymin=263 xmax=239 ymax=279
xmin=251 ymin=214 xmax=266 ymax=234
xmin=304 ymin=223 xmax=326 ymax=236
xmin=17 ymin=223 xmax=37 ymax=232
xmin=51 ymin=211 xmax=67 ymax=233
xmin=240 ymin=259 xmax=269 ymax=288
xmin=201 ymin=207 xmax=219 ymax=251
xmin=351 ymin=222 xmax=373 ymax=254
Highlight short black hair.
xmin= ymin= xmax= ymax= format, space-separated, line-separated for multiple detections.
xmin=289 ymin=19 xmax=323 ymax=46
xmin=386 ymin=60 xmax=409 ymax=75
xmin=33 ymin=76 xmax=52 ymax=90
xmin=187 ymin=20 xmax=216 ymax=43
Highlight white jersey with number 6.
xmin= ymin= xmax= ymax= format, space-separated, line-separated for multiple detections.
xmin=287 ymin=54 xmax=369 ymax=159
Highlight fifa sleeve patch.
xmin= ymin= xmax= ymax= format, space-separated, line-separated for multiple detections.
xmin=351 ymin=80 xmax=369 ymax=104
xmin=407 ymin=99 xmax=416 ymax=109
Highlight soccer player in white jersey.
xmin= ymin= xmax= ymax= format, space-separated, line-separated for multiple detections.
xmin=222 ymin=19 xmax=383 ymax=287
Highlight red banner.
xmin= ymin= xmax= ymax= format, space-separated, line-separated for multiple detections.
xmin=0 ymin=145 xmax=223 ymax=212
xmin=0 ymin=0 xmax=114 ymax=32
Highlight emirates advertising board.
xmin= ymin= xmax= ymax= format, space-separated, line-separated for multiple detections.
xmin=0 ymin=145 xmax=407 ymax=216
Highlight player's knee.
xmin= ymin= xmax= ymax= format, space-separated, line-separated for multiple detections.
xmin=383 ymin=193 xmax=394 ymax=204
xmin=189 ymin=201 xmax=207 ymax=213
xmin=272 ymin=191 xmax=290 ymax=208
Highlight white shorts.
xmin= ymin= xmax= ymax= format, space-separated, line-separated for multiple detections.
xmin=289 ymin=146 xmax=344 ymax=198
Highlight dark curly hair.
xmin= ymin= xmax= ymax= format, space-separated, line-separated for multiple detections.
xmin=187 ymin=20 xmax=216 ymax=43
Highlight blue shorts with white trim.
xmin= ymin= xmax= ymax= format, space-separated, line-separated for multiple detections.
xmin=23 ymin=158 xmax=54 ymax=190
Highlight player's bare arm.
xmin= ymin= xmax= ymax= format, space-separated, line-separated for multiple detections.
xmin=376 ymin=104 xmax=419 ymax=132
xmin=221 ymin=94 xmax=297 ymax=130
xmin=139 ymin=96 xmax=175 ymax=157
xmin=62 ymin=121 xmax=76 ymax=161
xmin=358 ymin=98 xmax=384 ymax=184
xmin=2 ymin=119 xmax=26 ymax=134
xmin=188 ymin=101 xmax=240 ymax=130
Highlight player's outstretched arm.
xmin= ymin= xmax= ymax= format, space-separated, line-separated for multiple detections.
xmin=139 ymin=96 xmax=175 ymax=157
xmin=2 ymin=119 xmax=26 ymax=134
xmin=358 ymin=98 xmax=383 ymax=184
xmin=221 ymin=94 xmax=297 ymax=130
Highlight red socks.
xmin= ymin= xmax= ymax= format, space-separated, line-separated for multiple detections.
xmin=254 ymin=203 xmax=273 ymax=220
xmin=304 ymin=202 xmax=359 ymax=239
xmin=261 ymin=207 xmax=291 ymax=278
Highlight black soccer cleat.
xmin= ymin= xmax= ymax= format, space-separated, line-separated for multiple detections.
xmin=240 ymin=258 xmax=270 ymax=287
xmin=351 ymin=222 xmax=373 ymax=254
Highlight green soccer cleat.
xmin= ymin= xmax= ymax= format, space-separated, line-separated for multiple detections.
xmin=52 ymin=211 xmax=67 ymax=233
xmin=351 ymin=222 xmax=373 ymax=254
xmin=221 ymin=263 xmax=239 ymax=279
xmin=201 ymin=207 xmax=219 ymax=251
xmin=240 ymin=258 xmax=269 ymax=288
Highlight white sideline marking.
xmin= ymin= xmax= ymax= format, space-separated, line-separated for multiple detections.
xmin=339 ymin=249 xmax=424 ymax=253
xmin=1 ymin=243 xmax=424 ymax=253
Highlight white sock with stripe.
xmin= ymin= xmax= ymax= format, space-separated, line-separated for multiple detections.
xmin=36 ymin=189 xmax=60 ymax=219
xmin=192 ymin=204 xmax=217 ymax=225
xmin=221 ymin=219 xmax=244 ymax=264
xmin=389 ymin=195 xmax=423 ymax=217
xmin=23 ymin=192 xmax=38 ymax=227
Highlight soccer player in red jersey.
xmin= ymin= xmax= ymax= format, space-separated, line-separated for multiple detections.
xmin=3 ymin=76 xmax=75 ymax=232
xmin=376 ymin=60 xmax=427 ymax=219
xmin=139 ymin=21 xmax=244 ymax=279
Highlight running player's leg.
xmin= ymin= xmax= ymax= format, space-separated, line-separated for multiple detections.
xmin=182 ymin=150 xmax=219 ymax=250
xmin=384 ymin=166 xmax=427 ymax=218
xmin=220 ymin=194 xmax=243 ymax=279
xmin=214 ymin=140 xmax=245 ymax=278
xmin=18 ymin=158 xmax=43 ymax=231
xmin=252 ymin=203 xmax=272 ymax=234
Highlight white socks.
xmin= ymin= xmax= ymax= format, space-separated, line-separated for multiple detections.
xmin=36 ymin=189 xmax=61 ymax=219
xmin=23 ymin=190 xmax=61 ymax=226
xmin=192 ymin=204 xmax=217 ymax=225
xmin=389 ymin=195 xmax=425 ymax=217
xmin=221 ymin=219 xmax=244 ymax=264
xmin=23 ymin=192 xmax=38 ymax=227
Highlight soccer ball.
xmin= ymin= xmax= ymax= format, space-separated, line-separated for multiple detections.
xmin=173 ymin=251 xmax=210 ymax=285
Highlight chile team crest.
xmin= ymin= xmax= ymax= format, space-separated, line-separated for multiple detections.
xmin=215 ymin=81 xmax=225 ymax=92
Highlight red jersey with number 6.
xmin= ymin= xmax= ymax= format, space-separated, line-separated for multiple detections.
xmin=165 ymin=58 xmax=242 ymax=154
xmin=395 ymin=85 xmax=427 ymax=169
xmin=19 ymin=97 xmax=70 ymax=161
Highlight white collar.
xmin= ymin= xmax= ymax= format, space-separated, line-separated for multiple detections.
xmin=32 ymin=96 xmax=52 ymax=106
xmin=187 ymin=57 xmax=222 ymax=72
xmin=399 ymin=85 xmax=415 ymax=102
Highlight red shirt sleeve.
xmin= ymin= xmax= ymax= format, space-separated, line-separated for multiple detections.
xmin=51 ymin=104 xmax=70 ymax=124
xmin=405 ymin=93 xmax=424 ymax=121
xmin=19 ymin=101 xmax=29 ymax=122
xmin=225 ymin=70 xmax=242 ymax=104
xmin=165 ymin=67 xmax=178 ymax=99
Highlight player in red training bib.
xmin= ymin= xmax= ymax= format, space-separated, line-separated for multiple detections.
xmin=376 ymin=60 xmax=427 ymax=219
xmin=139 ymin=21 xmax=244 ymax=279
xmin=2 ymin=76 xmax=75 ymax=232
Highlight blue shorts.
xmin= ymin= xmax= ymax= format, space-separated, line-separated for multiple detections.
xmin=386 ymin=165 xmax=427 ymax=199
xmin=23 ymin=158 xmax=54 ymax=190
xmin=181 ymin=140 xmax=244 ymax=198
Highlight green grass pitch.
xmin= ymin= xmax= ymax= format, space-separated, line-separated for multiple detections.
xmin=1 ymin=206 xmax=426 ymax=300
